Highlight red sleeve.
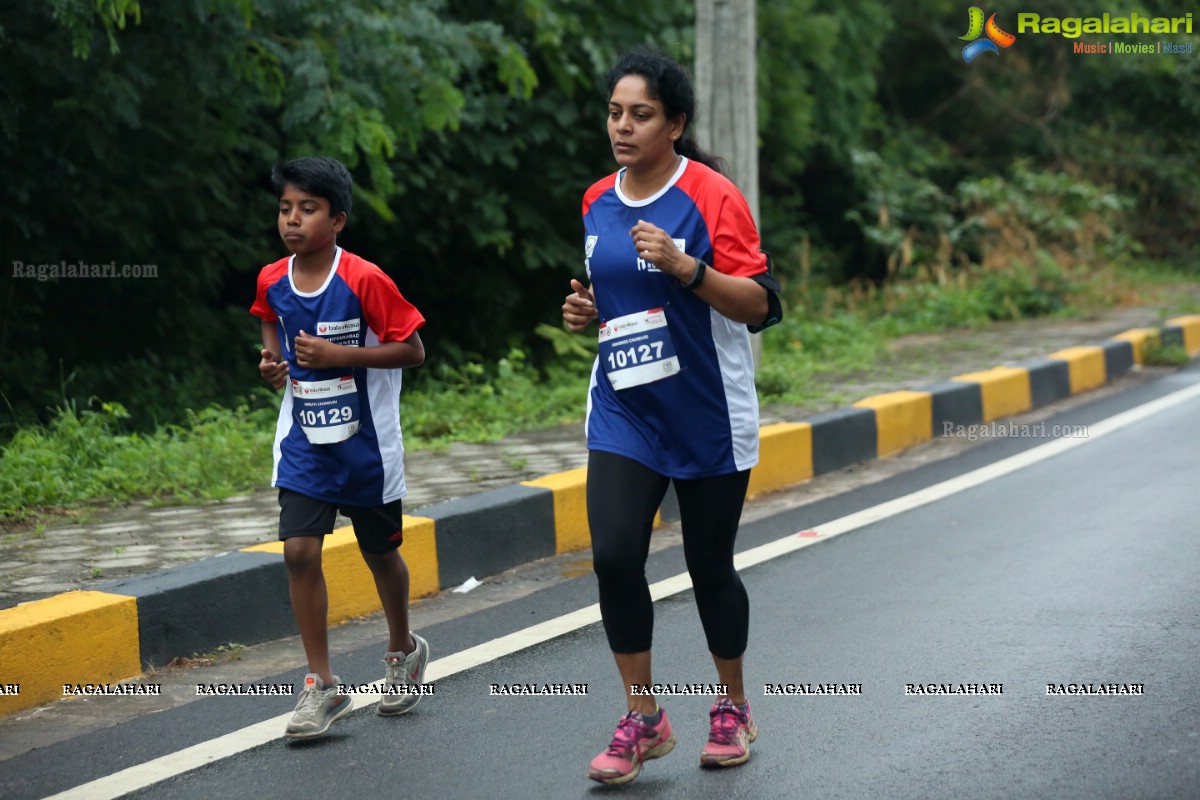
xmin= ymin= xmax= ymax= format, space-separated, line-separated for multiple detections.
xmin=249 ymin=259 xmax=289 ymax=322
xmin=679 ymin=164 xmax=767 ymax=278
xmin=582 ymin=173 xmax=617 ymax=217
xmin=341 ymin=253 xmax=426 ymax=344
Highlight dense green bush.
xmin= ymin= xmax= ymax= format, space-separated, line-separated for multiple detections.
xmin=3 ymin=0 xmax=1197 ymax=446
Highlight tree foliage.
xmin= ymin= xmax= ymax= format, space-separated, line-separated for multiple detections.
xmin=1 ymin=0 xmax=687 ymax=430
xmin=1 ymin=0 xmax=1194 ymax=435
xmin=754 ymin=0 xmax=1199 ymax=282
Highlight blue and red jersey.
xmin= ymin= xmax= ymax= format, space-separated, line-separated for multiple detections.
xmin=250 ymin=247 xmax=425 ymax=506
xmin=582 ymin=157 xmax=768 ymax=478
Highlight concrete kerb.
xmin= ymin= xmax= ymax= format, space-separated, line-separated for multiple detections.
xmin=2 ymin=319 xmax=1198 ymax=715
xmin=926 ymin=380 xmax=984 ymax=435
xmin=1015 ymin=357 xmax=1072 ymax=409
xmin=853 ymin=391 xmax=933 ymax=458
xmin=104 ymin=551 xmax=291 ymax=669
xmin=1112 ymin=328 xmax=1159 ymax=366
xmin=1166 ymin=314 xmax=1200 ymax=355
xmin=1097 ymin=338 xmax=1135 ymax=380
xmin=421 ymin=485 xmax=556 ymax=591
xmin=806 ymin=406 xmax=877 ymax=475
xmin=0 ymin=592 xmax=140 ymax=712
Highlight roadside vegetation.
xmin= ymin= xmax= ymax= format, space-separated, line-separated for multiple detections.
xmin=4 ymin=1 xmax=1199 ymax=527
xmin=2 ymin=260 xmax=1195 ymax=528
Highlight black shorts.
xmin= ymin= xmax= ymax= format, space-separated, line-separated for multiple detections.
xmin=278 ymin=489 xmax=404 ymax=555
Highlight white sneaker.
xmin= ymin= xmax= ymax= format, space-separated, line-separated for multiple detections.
xmin=378 ymin=633 xmax=430 ymax=715
xmin=285 ymin=673 xmax=353 ymax=739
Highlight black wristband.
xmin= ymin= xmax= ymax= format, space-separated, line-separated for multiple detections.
xmin=680 ymin=257 xmax=707 ymax=290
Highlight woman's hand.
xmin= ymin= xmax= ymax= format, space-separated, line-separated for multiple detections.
xmin=630 ymin=219 xmax=770 ymax=325
xmin=630 ymin=219 xmax=695 ymax=283
xmin=563 ymin=279 xmax=597 ymax=332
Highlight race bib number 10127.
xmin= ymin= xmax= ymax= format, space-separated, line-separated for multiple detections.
xmin=598 ymin=308 xmax=681 ymax=391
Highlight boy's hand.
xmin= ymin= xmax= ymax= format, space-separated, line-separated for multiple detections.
xmin=259 ymin=348 xmax=289 ymax=389
xmin=562 ymin=279 xmax=597 ymax=332
xmin=294 ymin=330 xmax=339 ymax=369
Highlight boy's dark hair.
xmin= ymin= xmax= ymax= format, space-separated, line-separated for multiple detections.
xmin=271 ymin=156 xmax=353 ymax=217
xmin=605 ymin=46 xmax=728 ymax=176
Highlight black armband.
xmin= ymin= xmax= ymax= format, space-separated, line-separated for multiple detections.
xmin=747 ymin=250 xmax=783 ymax=333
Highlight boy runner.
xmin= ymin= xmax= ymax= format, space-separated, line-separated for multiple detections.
xmin=250 ymin=156 xmax=430 ymax=738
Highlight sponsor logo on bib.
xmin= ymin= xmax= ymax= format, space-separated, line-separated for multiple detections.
xmin=316 ymin=319 xmax=361 ymax=336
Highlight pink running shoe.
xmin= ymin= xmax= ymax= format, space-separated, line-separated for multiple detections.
xmin=587 ymin=708 xmax=677 ymax=784
xmin=700 ymin=698 xmax=758 ymax=767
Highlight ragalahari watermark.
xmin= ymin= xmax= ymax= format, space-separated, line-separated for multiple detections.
xmin=943 ymin=420 xmax=1088 ymax=442
xmin=12 ymin=260 xmax=158 ymax=281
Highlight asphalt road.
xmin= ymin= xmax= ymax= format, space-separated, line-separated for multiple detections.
xmin=4 ymin=363 xmax=1199 ymax=800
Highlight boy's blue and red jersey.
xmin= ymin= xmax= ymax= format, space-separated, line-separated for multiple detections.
xmin=582 ymin=157 xmax=768 ymax=478
xmin=250 ymin=247 xmax=424 ymax=506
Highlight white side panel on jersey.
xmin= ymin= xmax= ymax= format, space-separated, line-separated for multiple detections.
xmin=364 ymin=327 xmax=408 ymax=503
xmin=584 ymin=357 xmax=600 ymax=439
xmin=709 ymin=309 xmax=759 ymax=471
xmin=271 ymin=390 xmax=293 ymax=488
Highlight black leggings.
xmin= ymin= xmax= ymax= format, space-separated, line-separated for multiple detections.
xmin=587 ymin=450 xmax=751 ymax=660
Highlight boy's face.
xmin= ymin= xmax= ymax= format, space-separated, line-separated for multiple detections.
xmin=277 ymin=183 xmax=346 ymax=257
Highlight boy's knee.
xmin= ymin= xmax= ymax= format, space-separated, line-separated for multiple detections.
xmin=360 ymin=546 xmax=404 ymax=573
xmin=283 ymin=536 xmax=322 ymax=572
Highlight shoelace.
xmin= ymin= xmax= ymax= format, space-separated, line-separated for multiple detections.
xmin=708 ymin=701 xmax=742 ymax=745
xmin=383 ymin=656 xmax=404 ymax=684
xmin=606 ymin=711 xmax=650 ymax=755
xmin=295 ymin=685 xmax=326 ymax=715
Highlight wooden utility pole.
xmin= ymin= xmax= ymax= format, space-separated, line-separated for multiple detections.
xmin=694 ymin=0 xmax=762 ymax=363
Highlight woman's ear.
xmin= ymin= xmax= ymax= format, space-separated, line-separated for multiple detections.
xmin=671 ymin=113 xmax=687 ymax=142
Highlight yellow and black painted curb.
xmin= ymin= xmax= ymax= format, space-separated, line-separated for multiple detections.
xmin=2 ymin=315 xmax=1198 ymax=714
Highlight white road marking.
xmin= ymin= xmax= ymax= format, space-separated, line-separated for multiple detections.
xmin=43 ymin=379 xmax=1200 ymax=800
xmin=736 ymin=379 xmax=1200 ymax=570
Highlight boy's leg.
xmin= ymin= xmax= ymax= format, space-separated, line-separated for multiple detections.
xmin=347 ymin=500 xmax=430 ymax=715
xmin=278 ymin=490 xmax=351 ymax=739
xmin=284 ymin=535 xmax=334 ymax=684
xmin=359 ymin=547 xmax=413 ymax=655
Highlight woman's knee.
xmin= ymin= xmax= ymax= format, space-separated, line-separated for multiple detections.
xmin=591 ymin=543 xmax=644 ymax=586
xmin=689 ymin=563 xmax=739 ymax=594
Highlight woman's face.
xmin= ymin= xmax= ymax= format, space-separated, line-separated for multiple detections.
xmin=607 ymin=75 xmax=684 ymax=172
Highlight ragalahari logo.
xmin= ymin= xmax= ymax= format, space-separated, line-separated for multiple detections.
xmin=961 ymin=7 xmax=1016 ymax=62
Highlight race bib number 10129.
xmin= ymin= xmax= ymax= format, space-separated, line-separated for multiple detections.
xmin=291 ymin=376 xmax=361 ymax=444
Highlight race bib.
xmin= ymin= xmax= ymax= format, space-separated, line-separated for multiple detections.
xmin=291 ymin=375 xmax=361 ymax=444
xmin=598 ymin=308 xmax=681 ymax=391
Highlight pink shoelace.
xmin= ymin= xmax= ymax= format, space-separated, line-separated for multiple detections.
xmin=606 ymin=711 xmax=651 ymax=755
xmin=708 ymin=699 xmax=743 ymax=745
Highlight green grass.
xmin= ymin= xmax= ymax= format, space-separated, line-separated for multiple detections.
xmin=0 ymin=398 xmax=278 ymax=526
xmin=1143 ymin=341 xmax=1192 ymax=367
xmin=1 ymin=261 xmax=1196 ymax=527
xmin=757 ymin=260 xmax=1105 ymax=408
xmin=401 ymin=347 xmax=590 ymax=450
